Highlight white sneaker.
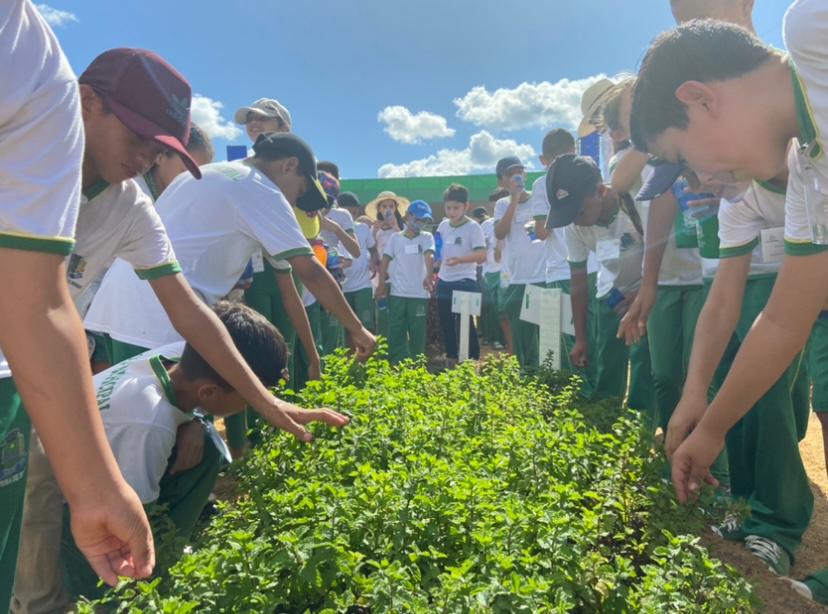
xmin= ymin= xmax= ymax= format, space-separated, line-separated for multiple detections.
xmin=744 ymin=535 xmax=791 ymax=576
xmin=782 ymin=578 xmax=813 ymax=600
xmin=711 ymin=513 xmax=743 ymax=540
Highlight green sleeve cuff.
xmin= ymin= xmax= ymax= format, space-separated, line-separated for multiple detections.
xmin=532 ymin=215 xmax=547 ymax=221
xmin=568 ymin=260 xmax=588 ymax=269
xmin=345 ymin=228 xmax=356 ymax=236
xmin=135 ymin=261 xmax=182 ymax=280
xmin=383 ymin=253 xmax=393 ymax=261
xmin=272 ymin=246 xmax=314 ymax=261
xmin=719 ymin=238 xmax=758 ymax=259
xmin=0 ymin=232 xmax=75 ymax=255
xmin=472 ymin=246 xmax=486 ymax=251
xmin=424 ymin=249 xmax=435 ymax=255
xmin=784 ymin=240 xmax=828 ymax=256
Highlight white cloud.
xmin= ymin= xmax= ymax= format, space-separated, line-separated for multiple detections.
xmin=190 ymin=94 xmax=241 ymax=141
xmin=453 ymin=75 xmax=609 ymax=131
xmin=377 ymin=106 xmax=455 ymax=144
xmin=378 ymin=130 xmax=535 ymax=178
xmin=36 ymin=4 xmax=78 ymax=26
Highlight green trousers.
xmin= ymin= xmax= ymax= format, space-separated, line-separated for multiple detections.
xmin=0 ymin=379 xmax=29 ymax=611
xmin=723 ymin=276 xmax=812 ymax=558
xmin=809 ymin=316 xmax=828 ymax=413
xmin=320 ymin=307 xmax=344 ymax=356
xmin=480 ymin=272 xmax=504 ymax=346
xmin=552 ymin=275 xmax=598 ymax=398
xmin=591 ymin=297 xmax=653 ymax=410
xmin=647 ymin=285 xmax=705 ymax=431
xmin=88 ymin=332 xmax=147 ymax=367
xmin=345 ymin=287 xmax=375 ymax=332
xmin=293 ymin=302 xmax=323 ymax=390
xmin=61 ymin=424 xmax=224 ymax=599
xmin=387 ymin=296 xmax=428 ymax=364
xmin=502 ymin=284 xmax=541 ymax=370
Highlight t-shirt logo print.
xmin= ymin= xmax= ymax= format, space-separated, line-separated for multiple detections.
xmin=67 ymin=254 xmax=87 ymax=280
xmin=166 ymin=94 xmax=190 ymax=126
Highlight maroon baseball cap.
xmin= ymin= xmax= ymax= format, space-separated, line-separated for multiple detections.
xmin=79 ymin=48 xmax=201 ymax=179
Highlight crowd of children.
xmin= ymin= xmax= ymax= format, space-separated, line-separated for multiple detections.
xmin=2 ymin=0 xmax=828 ymax=609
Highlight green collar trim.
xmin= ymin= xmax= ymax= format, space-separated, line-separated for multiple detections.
xmin=150 ymin=355 xmax=179 ymax=407
xmin=757 ymin=179 xmax=786 ymax=195
xmin=791 ymin=65 xmax=822 ymax=158
xmin=143 ymin=171 xmax=161 ymax=202
xmin=449 ymin=216 xmax=470 ymax=228
xmin=402 ymin=230 xmax=421 ymax=238
xmin=82 ymin=180 xmax=109 ymax=202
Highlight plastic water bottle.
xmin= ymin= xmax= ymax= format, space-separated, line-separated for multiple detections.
xmin=605 ymin=287 xmax=626 ymax=310
xmin=671 ymin=179 xmax=717 ymax=225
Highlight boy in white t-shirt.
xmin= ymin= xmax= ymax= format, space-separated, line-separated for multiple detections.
xmin=0 ymin=3 xmax=153 ymax=606
xmin=629 ymin=5 xmax=828 ymax=599
xmin=377 ymin=201 xmax=436 ymax=364
xmin=493 ymin=157 xmax=548 ymax=369
xmin=58 ymin=302 xmax=348 ymax=604
xmin=436 ymin=184 xmax=486 ymax=363
xmin=546 ymin=154 xmax=653 ymax=412
xmin=338 ymin=192 xmax=379 ymax=337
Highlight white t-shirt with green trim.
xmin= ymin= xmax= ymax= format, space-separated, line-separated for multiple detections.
xmin=784 ymin=0 xmax=828 ymax=256
xmin=85 ymin=161 xmax=313 ymax=349
xmin=342 ymin=222 xmax=376 ymax=293
xmin=0 ymin=0 xmax=84 ymax=378
xmin=526 ymin=175 xmax=574 ymax=284
xmin=321 ymin=207 xmax=357 ymax=257
xmin=72 ymin=180 xmax=180 ymax=317
xmin=384 ymin=231 xmax=435 ymax=299
xmin=436 ymin=217 xmax=485 ymax=282
xmin=565 ymin=204 xmax=645 ymax=300
xmin=618 ymin=152 xmax=703 ymax=287
xmin=94 ymin=342 xmax=191 ymax=504
xmin=718 ymin=181 xmax=786 ymax=276
xmin=493 ymin=193 xmax=548 ymax=285
xmin=481 ymin=218 xmax=501 ymax=275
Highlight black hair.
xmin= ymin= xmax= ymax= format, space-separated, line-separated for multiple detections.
xmin=630 ymin=19 xmax=774 ymax=151
xmin=488 ymin=189 xmax=510 ymax=203
xmin=471 ymin=207 xmax=488 ymax=221
xmin=443 ymin=183 xmax=469 ymax=204
xmin=317 ymin=160 xmax=340 ymax=179
xmin=179 ymin=301 xmax=287 ymax=390
xmin=377 ymin=207 xmax=405 ymax=228
xmin=601 ymin=79 xmax=635 ymax=134
xmin=542 ymin=129 xmax=576 ymax=159
xmin=163 ymin=122 xmax=214 ymax=160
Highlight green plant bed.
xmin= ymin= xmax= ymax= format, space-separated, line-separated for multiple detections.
xmin=81 ymin=352 xmax=755 ymax=613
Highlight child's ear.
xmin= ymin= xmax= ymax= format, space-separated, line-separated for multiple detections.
xmin=196 ymin=382 xmax=222 ymax=404
xmin=675 ymin=81 xmax=718 ymax=116
xmin=281 ymin=156 xmax=300 ymax=175
xmin=79 ymin=84 xmax=99 ymax=122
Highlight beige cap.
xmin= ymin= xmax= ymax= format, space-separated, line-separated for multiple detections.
xmin=577 ymin=79 xmax=616 ymax=137
xmin=234 ymin=98 xmax=292 ymax=129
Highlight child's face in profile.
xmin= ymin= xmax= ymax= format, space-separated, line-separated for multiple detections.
xmin=444 ymin=200 xmax=467 ymax=223
xmin=197 ymin=385 xmax=247 ymax=417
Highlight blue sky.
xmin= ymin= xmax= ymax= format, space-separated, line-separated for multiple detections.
xmin=41 ymin=1 xmax=788 ymax=179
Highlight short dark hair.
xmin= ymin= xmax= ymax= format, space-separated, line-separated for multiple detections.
xmin=542 ymin=129 xmax=576 ymax=159
xmin=630 ymin=19 xmax=774 ymax=151
xmin=164 ymin=122 xmax=214 ymax=160
xmin=317 ymin=160 xmax=340 ymax=179
xmin=179 ymin=301 xmax=287 ymax=390
xmin=488 ymin=188 xmax=509 ymax=203
xmin=471 ymin=207 xmax=488 ymax=221
xmin=443 ymin=183 xmax=469 ymax=204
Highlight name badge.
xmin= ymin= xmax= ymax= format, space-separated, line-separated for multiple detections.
xmin=760 ymin=227 xmax=784 ymax=263
xmin=251 ymin=249 xmax=265 ymax=273
xmin=596 ymin=238 xmax=621 ymax=263
xmin=404 ymin=244 xmax=420 ymax=255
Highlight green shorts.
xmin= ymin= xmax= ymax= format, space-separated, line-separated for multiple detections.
xmin=0 ymin=377 xmax=30 ymax=610
xmin=86 ymin=332 xmax=147 ymax=366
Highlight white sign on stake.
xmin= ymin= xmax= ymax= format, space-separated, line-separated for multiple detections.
xmin=520 ymin=286 xmax=563 ymax=370
xmin=451 ymin=290 xmax=482 ymax=362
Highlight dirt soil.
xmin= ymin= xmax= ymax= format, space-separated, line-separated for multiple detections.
xmin=701 ymin=412 xmax=828 ymax=613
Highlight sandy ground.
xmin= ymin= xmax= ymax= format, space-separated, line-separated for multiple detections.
xmin=701 ymin=412 xmax=828 ymax=612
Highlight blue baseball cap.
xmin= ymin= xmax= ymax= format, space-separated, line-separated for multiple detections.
xmin=636 ymin=160 xmax=683 ymax=201
xmin=407 ymin=200 xmax=433 ymax=220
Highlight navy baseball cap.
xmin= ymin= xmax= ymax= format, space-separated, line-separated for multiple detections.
xmin=408 ymin=200 xmax=433 ymax=220
xmin=636 ymin=160 xmax=683 ymax=201
xmin=545 ymin=154 xmax=603 ymax=229
xmin=337 ymin=191 xmax=360 ymax=209
xmin=496 ymin=156 xmax=524 ymax=178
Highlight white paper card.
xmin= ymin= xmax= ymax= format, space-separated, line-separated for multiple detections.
xmin=251 ymin=249 xmax=265 ymax=273
xmin=404 ymin=244 xmax=420 ymax=255
xmin=760 ymin=227 xmax=785 ymax=263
